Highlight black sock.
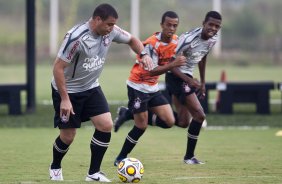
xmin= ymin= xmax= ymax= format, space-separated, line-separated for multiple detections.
xmin=88 ymin=130 xmax=111 ymax=175
xmin=154 ymin=116 xmax=171 ymax=128
xmin=185 ymin=119 xmax=202 ymax=159
xmin=116 ymin=126 xmax=145 ymax=160
xmin=51 ymin=136 xmax=70 ymax=169
xmin=147 ymin=111 xmax=170 ymax=128
xmin=148 ymin=111 xmax=176 ymax=129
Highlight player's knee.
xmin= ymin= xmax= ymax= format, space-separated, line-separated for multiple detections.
xmin=61 ymin=130 xmax=76 ymax=145
xmin=99 ymin=121 xmax=113 ymax=132
xmin=194 ymin=111 xmax=206 ymax=123
xmin=177 ymin=121 xmax=189 ymax=128
xmin=177 ymin=116 xmax=189 ymax=128
xmin=136 ymin=123 xmax=148 ymax=130
xmin=165 ymin=119 xmax=175 ymax=128
xmin=135 ymin=119 xmax=148 ymax=130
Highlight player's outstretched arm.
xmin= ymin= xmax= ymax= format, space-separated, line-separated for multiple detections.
xmin=128 ymin=36 xmax=154 ymax=71
xmin=149 ymin=55 xmax=186 ymax=76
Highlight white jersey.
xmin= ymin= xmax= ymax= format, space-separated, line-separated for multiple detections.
xmin=175 ymin=27 xmax=217 ymax=76
xmin=51 ymin=22 xmax=131 ymax=93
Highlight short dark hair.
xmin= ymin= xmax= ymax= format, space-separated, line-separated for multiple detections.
xmin=204 ymin=11 xmax=222 ymax=22
xmin=161 ymin=11 xmax=179 ymax=24
xmin=92 ymin=3 xmax=118 ymax=20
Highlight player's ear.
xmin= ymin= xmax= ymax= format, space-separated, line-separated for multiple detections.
xmin=160 ymin=22 xmax=164 ymax=29
xmin=93 ymin=16 xmax=102 ymax=22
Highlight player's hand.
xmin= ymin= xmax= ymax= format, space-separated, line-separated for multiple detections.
xmin=60 ymin=99 xmax=75 ymax=123
xmin=140 ymin=55 xmax=154 ymax=71
xmin=172 ymin=55 xmax=186 ymax=67
xmin=172 ymin=51 xmax=186 ymax=67
xmin=185 ymin=77 xmax=201 ymax=90
xmin=197 ymin=84 xmax=206 ymax=100
xmin=191 ymin=78 xmax=201 ymax=89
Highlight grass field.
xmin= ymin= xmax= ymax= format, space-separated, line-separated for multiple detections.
xmin=0 ymin=64 xmax=282 ymax=183
xmin=0 ymin=126 xmax=282 ymax=184
xmin=0 ymin=63 xmax=281 ymax=102
xmin=0 ymin=104 xmax=282 ymax=183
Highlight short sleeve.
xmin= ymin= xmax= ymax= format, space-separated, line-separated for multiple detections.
xmin=57 ymin=33 xmax=81 ymax=63
xmin=144 ymin=44 xmax=158 ymax=69
xmin=112 ymin=25 xmax=132 ymax=44
xmin=175 ymin=33 xmax=188 ymax=55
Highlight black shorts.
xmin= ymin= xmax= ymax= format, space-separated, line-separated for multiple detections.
xmin=52 ymin=85 xmax=109 ymax=129
xmin=127 ymin=85 xmax=169 ymax=114
xmin=165 ymin=73 xmax=196 ymax=103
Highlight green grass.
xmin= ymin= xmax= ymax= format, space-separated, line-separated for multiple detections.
xmin=0 ymin=64 xmax=281 ymax=102
xmin=0 ymin=126 xmax=282 ymax=184
xmin=0 ymin=104 xmax=281 ymax=128
xmin=0 ymin=64 xmax=282 ymax=183
xmin=0 ymin=104 xmax=281 ymax=183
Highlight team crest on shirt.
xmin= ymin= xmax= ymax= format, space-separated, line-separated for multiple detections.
xmin=134 ymin=97 xmax=142 ymax=109
xmin=102 ymin=35 xmax=110 ymax=47
xmin=183 ymin=83 xmax=191 ymax=93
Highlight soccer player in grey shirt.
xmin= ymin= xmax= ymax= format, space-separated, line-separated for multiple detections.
xmin=49 ymin=3 xmax=153 ymax=182
xmin=166 ymin=11 xmax=222 ymax=164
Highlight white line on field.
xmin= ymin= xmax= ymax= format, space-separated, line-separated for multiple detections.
xmin=0 ymin=180 xmax=86 ymax=184
xmin=175 ymin=175 xmax=278 ymax=180
xmin=206 ymin=126 xmax=270 ymax=130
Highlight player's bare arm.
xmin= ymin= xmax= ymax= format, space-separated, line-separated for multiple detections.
xmin=149 ymin=55 xmax=186 ymax=76
xmin=53 ymin=58 xmax=75 ymax=120
xmin=128 ymin=36 xmax=154 ymax=71
xmin=170 ymin=67 xmax=201 ymax=89
xmin=197 ymin=55 xmax=207 ymax=99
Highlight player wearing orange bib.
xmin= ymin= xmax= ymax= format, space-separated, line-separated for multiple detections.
xmin=114 ymin=11 xmax=186 ymax=166
xmin=128 ymin=34 xmax=177 ymax=87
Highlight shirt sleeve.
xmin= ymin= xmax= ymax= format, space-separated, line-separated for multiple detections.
xmin=112 ymin=25 xmax=132 ymax=44
xmin=144 ymin=44 xmax=158 ymax=69
xmin=57 ymin=32 xmax=81 ymax=63
xmin=175 ymin=33 xmax=189 ymax=56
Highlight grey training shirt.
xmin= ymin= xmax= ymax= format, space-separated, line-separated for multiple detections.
xmin=175 ymin=28 xmax=217 ymax=76
xmin=51 ymin=21 xmax=131 ymax=93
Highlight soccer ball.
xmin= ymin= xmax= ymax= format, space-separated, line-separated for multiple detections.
xmin=117 ymin=157 xmax=144 ymax=183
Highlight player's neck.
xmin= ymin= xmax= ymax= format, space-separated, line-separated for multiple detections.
xmin=88 ymin=18 xmax=100 ymax=37
xmin=200 ymin=31 xmax=209 ymax=40
xmin=160 ymin=33 xmax=172 ymax=43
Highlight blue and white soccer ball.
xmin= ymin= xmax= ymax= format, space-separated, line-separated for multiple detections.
xmin=117 ymin=157 xmax=144 ymax=183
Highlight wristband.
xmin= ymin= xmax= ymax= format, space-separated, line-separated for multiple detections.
xmin=139 ymin=50 xmax=147 ymax=58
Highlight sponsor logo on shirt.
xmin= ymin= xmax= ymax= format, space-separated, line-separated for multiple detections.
xmin=83 ymin=56 xmax=105 ymax=72
xmin=67 ymin=40 xmax=79 ymax=60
